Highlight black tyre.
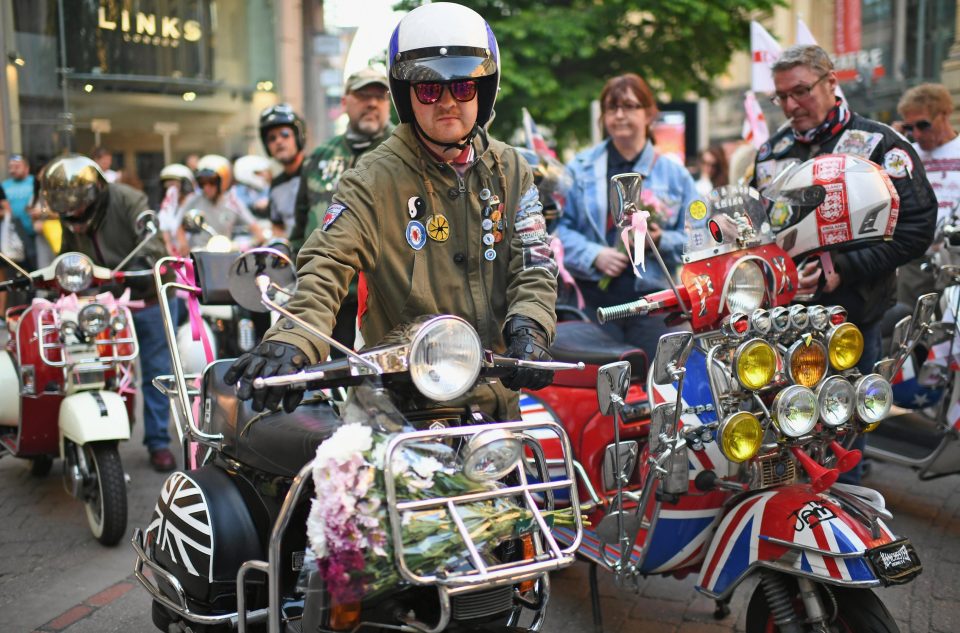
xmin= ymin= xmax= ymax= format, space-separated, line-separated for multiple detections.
xmin=745 ymin=576 xmax=899 ymax=632
xmin=83 ymin=442 xmax=128 ymax=546
xmin=29 ymin=455 xmax=54 ymax=477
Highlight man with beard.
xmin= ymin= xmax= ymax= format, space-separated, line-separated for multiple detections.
xmin=258 ymin=104 xmax=306 ymax=236
xmin=288 ymin=67 xmax=394 ymax=354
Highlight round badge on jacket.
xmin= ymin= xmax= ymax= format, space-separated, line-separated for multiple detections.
xmin=427 ymin=214 xmax=450 ymax=241
xmin=406 ymin=220 xmax=427 ymax=250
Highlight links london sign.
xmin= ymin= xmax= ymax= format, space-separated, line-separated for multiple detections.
xmin=65 ymin=0 xmax=213 ymax=82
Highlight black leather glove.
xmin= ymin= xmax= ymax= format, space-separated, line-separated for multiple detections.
xmin=224 ymin=340 xmax=308 ymax=413
xmin=501 ymin=316 xmax=554 ymax=391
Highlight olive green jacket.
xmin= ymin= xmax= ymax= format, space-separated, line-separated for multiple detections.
xmin=266 ymin=124 xmax=558 ymax=417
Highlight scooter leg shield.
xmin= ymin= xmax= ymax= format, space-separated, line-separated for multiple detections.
xmin=59 ymin=391 xmax=131 ymax=445
xmin=142 ymin=465 xmax=264 ymax=613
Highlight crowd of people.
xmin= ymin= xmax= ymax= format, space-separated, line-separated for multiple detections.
xmin=0 ymin=6 xmax=957 ymax=478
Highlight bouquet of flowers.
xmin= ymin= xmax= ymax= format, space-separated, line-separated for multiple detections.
xmin=598 ymin=188 xmax=666 ymax=290
xmin=305 ymin=422 xmax=575 ymax=603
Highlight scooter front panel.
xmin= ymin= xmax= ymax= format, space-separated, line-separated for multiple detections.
xmin=697 ymin=486 xmax=893 ymax=598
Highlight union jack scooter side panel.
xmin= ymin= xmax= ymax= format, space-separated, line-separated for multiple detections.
xmin=696 ymin=485 xmax=897 ymax=599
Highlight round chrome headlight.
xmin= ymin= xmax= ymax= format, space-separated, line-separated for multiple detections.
xmin=817 ymin=375 xmax=856 ymax=427
xmin=787 ymin=339 xmax=828 ymax=388
xmin=724 ymin=260 xmax=766 ymax=314
xmin=735 ymin=339 xmax=777 ymax=390
xmin=462 ymin=429 xmax=522 ymax=482
xmin=717 ymin=411 xmax=763 ymax=463
xmin=54 ymin=253 xmax=94 ymax=293
xmin=408 ymin=316 xmax=482 ymax=401
xmin=807 ymin=306 xmax=829 ymax=330
xmin=110 ymin=313 xmax=127 ymax=333
xmin=788 ymin=304 xmax=809 ymax=329
xmin=771 ymin=384 xmax=818 ymax=438
xmin=750 ymin=309 xmax=772 ymax=335
xmin=78 ymin=303 xmax=110 ymax=336
xmin=770 ymin=306 xmax=790 ymax=333
xmin=827 ymin=322 xmax=864 ymax=371
xmin=855 ymin=373 xmax=893 ymax=430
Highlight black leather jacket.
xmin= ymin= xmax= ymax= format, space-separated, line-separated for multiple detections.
xmin=751 ymin=114 xmax=937 ymax=326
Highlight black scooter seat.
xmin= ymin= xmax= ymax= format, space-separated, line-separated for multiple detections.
xmin=550 ymin=321 xmax=647 ymax=379
xmin=201 ymin=360 xmax=341 ymax=477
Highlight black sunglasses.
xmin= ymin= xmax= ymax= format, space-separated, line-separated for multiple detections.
xmin=901 ymin=120 xmax=932 ymax=133
xmin=412 ymin=80 xmax=478 ymax=105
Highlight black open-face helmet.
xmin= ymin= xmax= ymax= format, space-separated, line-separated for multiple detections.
xmin=41 ymin=155 xmax=108 ymax=234
xmin=387 ymin=3 xmax=500 ymax=128
xmin=258 ymin=103 xmax=306 ymax=155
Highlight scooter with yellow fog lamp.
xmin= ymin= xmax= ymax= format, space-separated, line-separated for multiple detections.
xmin=134 ymin=247 xmax=586 ymax=633
xmin=0 ymin=210 xmax=158 ymax=546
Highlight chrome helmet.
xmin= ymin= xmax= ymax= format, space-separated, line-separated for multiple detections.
xmin=41 ymin=155 xmax=108 ymax=234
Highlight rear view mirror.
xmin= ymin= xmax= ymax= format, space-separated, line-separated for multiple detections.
xmin=890 ymin=316 xmax=911 ymax=356
xmin=135 ymin=210 xmax=158 ymax=237
xmin=183 ymin=209 xmax=209 ymax=234
xmin=913 ymin=293 xmax=938 ymax=327
xmin=609 ymin=173 xmax=643 ymax=229
xmin=652 ymin=332 xmax=694 ymax=385
xmin=228 ymin=247 xmax=297 ymax=312
xmin=873 ymin=358 xmax=896 ymax=382
xmin=597 ymin=361 xmax=631 ymax=416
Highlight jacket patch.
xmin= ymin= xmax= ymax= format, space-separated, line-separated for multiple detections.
xmin=773 ymin=136 xmax=793 ymax=155
xmin=515 ymin=185 xmax=543 ymax=221
xmin=321 ymin=203 xmax=345 ymax=231
xmin=523 ymin=242 xmax=558 ymax=277
xmin=882 ymin=148 xmax=913 ymax=179
xmin=834 ymin=129 xmax=882 ymax=159
xmin=757 ymin=141 xmax=772 ymax=161
xmin=407 ymin=196 xmax=425 ymax=219
xmin=405 ymin=220 xmax=426 ymax=250
xmin=515 ymin=215 xmax=549 ymax=244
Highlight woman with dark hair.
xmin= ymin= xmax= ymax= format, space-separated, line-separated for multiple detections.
xmin=555 ymin=73 xmax=700 ymax=353
xmin=696 ymin=145 xmax=729 ymax=196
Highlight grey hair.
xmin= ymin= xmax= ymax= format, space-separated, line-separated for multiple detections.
xmin=772 ymin=45 xmax=835 ymax=76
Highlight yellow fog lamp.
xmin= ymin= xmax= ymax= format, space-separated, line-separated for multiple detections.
xmin=827 ymin=322 xmax=864 ymax=371
xmin=717 ymin=411 xmax=763 ymax=463
xmin=787 ymin=338 xmax=828 ymax=388
xmin=734 ymin=339 xmax=777 ymax=390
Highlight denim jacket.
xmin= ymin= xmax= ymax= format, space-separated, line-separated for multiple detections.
xmin=555 ymin=140 xmax=700 ymax=292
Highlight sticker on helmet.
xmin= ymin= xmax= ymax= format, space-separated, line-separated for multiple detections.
xmin=322 ymin=203 xmax=346 ymax=231
xmin=882 ymin=148 xmax=913 ymax=179
xmin=406 ymin=220 xmax=426 ymax=250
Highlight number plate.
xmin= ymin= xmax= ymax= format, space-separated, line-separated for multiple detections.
xmin=866 ymin=538 xmax=922 ymax=585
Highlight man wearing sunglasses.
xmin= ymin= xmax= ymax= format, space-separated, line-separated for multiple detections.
xmin=753 ymin=45 xmax=936 ymax=483
xmin=258 ymin=104 xmax=306 ymax=237
xmin=895 ymin=83 xmax=960 ymax=306
xmin=227 ymin=3 xmax=558 ymax=420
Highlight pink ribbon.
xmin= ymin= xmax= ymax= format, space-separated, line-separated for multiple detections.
xmin=170 ymin=259 xmax=215 ymax=365
xmin=548 ymin=237 xmax=584 ymax=309
xmin=621 ymin=209 xmax=649 ymax=277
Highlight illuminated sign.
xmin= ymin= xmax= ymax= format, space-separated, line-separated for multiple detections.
xmin=97 ymin=6 xmax=203 ymax=46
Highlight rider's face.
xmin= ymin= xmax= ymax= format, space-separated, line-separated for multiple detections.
xmin=344 ymin=85 xmax=391 ymax=136
xmin=410 ymin=84 xmax=478 ymax=148
xmin=773 ymin=66 xmax=838 ymax=134
xmin=265 ymin=126 xmax=299 ymax=165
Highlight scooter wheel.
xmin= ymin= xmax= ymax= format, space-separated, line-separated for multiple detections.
xmin=83 ymin=442 xmax=128 ymax=547
xmin=29 ymin=455 xmax=54 ymax=477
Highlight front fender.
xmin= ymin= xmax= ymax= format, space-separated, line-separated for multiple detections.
xmin=696 ymin=485 xmax=898 ymax=599
xmin=59 ymin=391 xmax=131 ymax=446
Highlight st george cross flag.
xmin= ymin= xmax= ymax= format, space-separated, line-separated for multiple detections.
xmin=742 ymin=91 xmax=770 ymax=148
xmin=751 ymin=21 xmax=782 ymax=94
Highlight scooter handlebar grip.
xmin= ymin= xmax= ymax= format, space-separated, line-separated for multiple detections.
xmin=597 ymin=299 xmax=649 ymax=324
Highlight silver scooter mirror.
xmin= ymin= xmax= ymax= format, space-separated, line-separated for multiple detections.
xmin=183 ymin=209 xmax=214 ymax=236
xmin=610 ymin=173 xmax=643 ymax=229
xmin=597 ymin=360 xmax=631 ymax=416
xmin=228 ymin=247 xmax=297 ymax=312
xmin=652 ymin=332 xmax=695 ymax=385
xmin=913 ymin=293 xmax=938 ymax=328
xmin=890 ymin=315 xmax=911 ymax=356
xmin=135 ymin=210 xmax=158 ymax=238
xmin=874 ymin=358 xmax=897 ymax=382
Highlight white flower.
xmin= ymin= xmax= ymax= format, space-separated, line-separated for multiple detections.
xmin=314 ymin=423 xmax=373 ymax=466
xmin=411 ymin=455 xmax=443 ymax=481
xmin=305 ymin=498 xmax=329 ymax=558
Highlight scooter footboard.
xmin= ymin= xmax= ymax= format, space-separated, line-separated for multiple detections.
xmin=696 ymin=485 xmax=921 ymax=599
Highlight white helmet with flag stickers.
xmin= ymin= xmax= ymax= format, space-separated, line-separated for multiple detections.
xmin=766 ymin=154 xmax=899 ymax=260
xmin=388 ymin=2 xmax=500 ymax=127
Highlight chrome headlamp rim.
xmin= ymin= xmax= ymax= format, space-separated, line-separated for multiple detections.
xmin=78 ymin=303 xmax=110 ymax=336
xmin=807 ymin=305 xmax=829 ymax=330
xmin=750 ymin=308 xmax=772 ymax=335
xmin=54 ymin=252 xmax=94 ymax=293
xmin=717 ymin=411 xmax=763 ymax=463
xmin=854 ymin=373 xmax=893 ymax=425
xmin=785 ymin=338 xmax=828 ymax=388
xmin=722 ymin=259 xmax=767 ymax=315
xmin=788 ymin=304 xmax=809 ymax=329
xmin=816 ymin=375 xmax=856 ymax=427
xmin=733 ymin=338 xmax=778 ymax=391
xmin=110 ymin=313 xmax=127 ymax=333
xmin=408 ymin=315 xmax=482 ymax=402
xmin=462 ymin=429 xmax=522 ymax=482
xmin=771 ymin=384 xmax=819 ymax=438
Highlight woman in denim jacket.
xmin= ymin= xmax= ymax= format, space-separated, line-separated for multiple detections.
xmin=555 ymin=73 xmax=700 ymax=353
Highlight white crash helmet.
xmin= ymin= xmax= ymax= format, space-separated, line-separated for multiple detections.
xmin=766 ymin=154 xmax=899 ymax=260
xmin=159 ymin=163 xmax=197 ymax=195
xmin=388 ymin=2 xmax=500 ymax=127
xmin=196 ymin=154 xmax=233 ymax=191
xmin=233 ymin=155 xmax=273 ymax=192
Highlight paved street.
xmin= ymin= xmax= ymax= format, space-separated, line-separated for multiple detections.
xmin=1 ymin=432 xmax=958 ymax=632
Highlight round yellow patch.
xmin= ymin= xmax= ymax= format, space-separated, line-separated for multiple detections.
xmin=427 ymin=214 xmax=450 ymax=242
xmin=689 ymin=200 xmax=708 ymax=221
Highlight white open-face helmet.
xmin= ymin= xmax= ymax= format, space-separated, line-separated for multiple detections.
xmin=233 ymin=155 xmax=273 ymax=192
xmin=159 ymin=163 xmax=197 ymax=195
xmin=388 ymin=2 xmax=500 ymax=127
xmin=767 ymin=154 xmax=900 ymax=259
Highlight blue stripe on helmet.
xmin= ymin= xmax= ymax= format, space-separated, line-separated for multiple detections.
xmin=485 ymin=22 xmax=498 ymax=63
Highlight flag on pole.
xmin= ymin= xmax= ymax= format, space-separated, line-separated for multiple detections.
xmin=750 ymin=21 xmax=782 ymax=94
xmin=742 ymin=90 xmax=770 ymax=148
xmin=522 ymin=107 xmax=556 ymax=158
xmin=796 ymin=17 xmax=848 ymax=107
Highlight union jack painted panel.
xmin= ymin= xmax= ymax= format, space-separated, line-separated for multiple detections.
xmin=144 ymin=472 xmax=214 ymax=581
